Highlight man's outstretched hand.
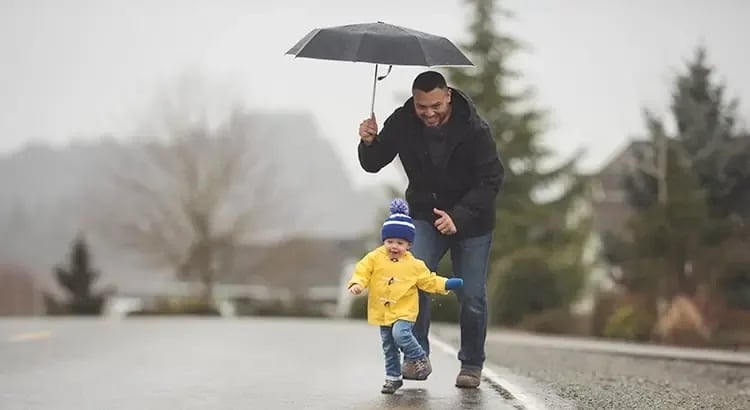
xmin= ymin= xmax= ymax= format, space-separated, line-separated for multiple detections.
xmin=359 ymin=115 xmax=378 ymax=145
xmin=434 ymin=208 xmax=457 ymax=235
xmin=445 ymin=278 xmax=463 ymax=290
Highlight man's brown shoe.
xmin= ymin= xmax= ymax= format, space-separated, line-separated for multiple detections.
xmin=455 ymin=368 xmax=482 ymax=388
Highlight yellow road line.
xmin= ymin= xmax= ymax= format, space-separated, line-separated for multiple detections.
xmin=7 ymin=330 xmax=54 ymax=343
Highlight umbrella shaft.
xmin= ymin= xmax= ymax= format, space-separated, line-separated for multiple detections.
xmin=370 ymin=64 xmax=379 ymax=117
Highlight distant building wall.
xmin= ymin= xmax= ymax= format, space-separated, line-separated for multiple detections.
xmin=0 ymin=265 xmax=44 ymax=315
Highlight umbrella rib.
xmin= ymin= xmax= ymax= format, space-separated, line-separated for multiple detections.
xmin=286 ymin=28 xmax=321 ymax=56
xmin=392 ymin=23 xmax=427 ymax=39
xmin=353 ymin=31 xmax=367 ymax=63
xmin=414 ymin=37 xmax=431 ymax=66
xmin=395 ymin=24 xmax=431 ymax=65
xmin=299 ymin=29 xmax=322 ymax=51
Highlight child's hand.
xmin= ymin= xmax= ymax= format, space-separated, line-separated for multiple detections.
xmin=445 ymin=278 xmax=463 ymax=290
xmin=349 ymin=284 xmax=363 ymax=295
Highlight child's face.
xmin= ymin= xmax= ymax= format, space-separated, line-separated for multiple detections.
xmin=384 ymin=238 xmax=410 ymax=259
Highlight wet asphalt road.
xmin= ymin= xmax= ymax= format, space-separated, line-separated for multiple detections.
xmin=0 ymin=318 xmax=517 ymax=410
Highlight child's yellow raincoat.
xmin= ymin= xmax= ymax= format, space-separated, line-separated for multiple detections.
xmin=347 ymin=245 xmax=450 ymax=326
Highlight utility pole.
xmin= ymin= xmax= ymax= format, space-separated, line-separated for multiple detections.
xmin=656 ymin=126 xmax=668 ymax=205
xmin=636 ymin=109 xmax=668 ymax=205
xmin=629 ymin=113 xmax=669 ymax=205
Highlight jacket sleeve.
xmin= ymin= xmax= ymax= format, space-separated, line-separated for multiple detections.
xmin=357 ymin=109 xmax=401 ymax=173
xmin=414 ymin=259 xmax=450 ymax=295
xmin=449 ymin=122 xmax=504 ymax=233
xmin=347 ymin=251 xmax=376 ymax=289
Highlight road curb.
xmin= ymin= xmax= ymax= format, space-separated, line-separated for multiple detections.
xmin=481 ymin=329 xmax=750 ymax=367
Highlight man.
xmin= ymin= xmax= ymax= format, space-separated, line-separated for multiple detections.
xmin=357 ymin=70 xmax=504 ymax=388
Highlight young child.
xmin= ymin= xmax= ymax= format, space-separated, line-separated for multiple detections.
xmin=347 ymin=198 xmax=463 ymax=394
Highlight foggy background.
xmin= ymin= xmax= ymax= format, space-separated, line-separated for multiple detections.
xmin=1 ymin=0 xmax=749 ymax=349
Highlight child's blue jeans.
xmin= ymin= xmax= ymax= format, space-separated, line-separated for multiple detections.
xmin=380 ymin=319 xmax=425 ymax=380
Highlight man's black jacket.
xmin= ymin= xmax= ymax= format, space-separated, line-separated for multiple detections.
xmin=358 ymin=88 xmax=504 ymax=238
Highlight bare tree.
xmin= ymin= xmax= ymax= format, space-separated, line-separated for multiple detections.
xmin=91 ymin=74 xmax=290 ymax=303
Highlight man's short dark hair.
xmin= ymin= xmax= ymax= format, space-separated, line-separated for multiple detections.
xmin=412 ymin=71 xmax=448 ymax=92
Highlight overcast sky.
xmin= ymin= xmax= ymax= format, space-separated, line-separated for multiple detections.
xmin=2 ymin=0 xmax=749 ymax=189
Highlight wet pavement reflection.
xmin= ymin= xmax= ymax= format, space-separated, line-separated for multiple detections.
xmin=0 ymin=317 xmax=519 ymax=409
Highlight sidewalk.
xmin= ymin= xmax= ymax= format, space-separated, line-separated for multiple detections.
xmin=434 ymin=325 xmax=750 ymax=367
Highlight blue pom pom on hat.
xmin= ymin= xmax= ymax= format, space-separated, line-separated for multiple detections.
xmin=381 ymin=198 xmax=416 ymax=243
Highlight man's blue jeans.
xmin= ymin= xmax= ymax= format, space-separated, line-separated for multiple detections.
xmin=380 ymin=320 xmax=425 ymax=380
xmin=411 ymin=219 xmax=493 ymax=370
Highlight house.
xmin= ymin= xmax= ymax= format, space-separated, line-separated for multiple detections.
xmin=589 ymin=140 xmax=652 ymax=237
xmin=0 ymin=265 xmax=43 ymax=315
xmin=580 ymin=136 xmax=750 ymax=314
xmin=101 ymin=235 xmax=369 ymax=318
xmin=571 ymin=140 xmax=651 ymax=314
xmin=213 ymin=235 xmax=368 ymax=317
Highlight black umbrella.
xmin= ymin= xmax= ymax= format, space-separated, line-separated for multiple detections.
xmin=285 ymin=21 xmax=473 ymax=115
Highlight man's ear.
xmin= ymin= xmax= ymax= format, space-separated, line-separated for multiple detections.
xmin=446 ymin=88 xmax=452 ymax=102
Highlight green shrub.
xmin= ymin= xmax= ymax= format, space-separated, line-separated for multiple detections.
xmin=232 ymin=297 xmax=328 ymax=318
xmin=711 ymin=329 xmax=750 ymax=351
xmin=489 ymin=264 xmax=563 ymax=326
xmin=487 ymin=247 xmax=587 ymax=327
xmin=602 ymin=304 xmax=654 ymax=341
xmin=519 ymin=308 xmax=588 ymax=335
xmin=349 ymin=295 xmax=369 ymax=319
xmin=590 ymin=291 xmax=620 ymax=337
xmin=231 ymin=296 xmax=264 ymax=316
xmin=279 ymin=297 xmax=327 ymax=318
xmin=429 ymin=293 xmax=459 ymax=323
xmin=128 ymin=296 xmax=220 ymax=316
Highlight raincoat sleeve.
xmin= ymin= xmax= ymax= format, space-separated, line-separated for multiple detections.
xmin=347 ymin=251 xmax=376 ymax=289
xmin=448 ymin=122 xmax=504 ymax=233
xmin=414 ymin=259 xmax=450 ymax=295
xmin=357 ymin=108 xmax=402 ymax=173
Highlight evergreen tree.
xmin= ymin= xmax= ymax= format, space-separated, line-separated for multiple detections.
xmin=621 ymin=132 xmax=710 ymax=302
xmin=627 ymin=47 xmax=750 ymax=219
xmin=671 ymin=47 xmax=750 ymax=220
xmin=46 ymin=234 xmax=109 ymax=315
xmin=445 ymin=0 xmax=592 ymax=324
xmin=672 ymin=47 xmax=750 ymax=309
xmin=618 ymin=47 xmax=750 ymax=310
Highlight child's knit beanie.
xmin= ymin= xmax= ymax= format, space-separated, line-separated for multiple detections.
xmin=381 ymin=198 xmax=416 ymax=243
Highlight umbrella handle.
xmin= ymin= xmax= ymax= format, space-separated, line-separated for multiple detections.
xmin=370 ymin=64 xmax=393 ymax=117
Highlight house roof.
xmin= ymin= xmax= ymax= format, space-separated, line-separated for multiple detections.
xmin=594 ymin=140 xmax=650 ymax=191
xmin=214 ymin=236 xmax=367 ymax=293
xmin=588 ymin=134 xmax=750 ymax=238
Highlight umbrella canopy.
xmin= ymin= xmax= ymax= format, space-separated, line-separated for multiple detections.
xmin=285 ymin=21 xmax=473 ymax=67
xmin=285 ymin=21 xmax=473 ymax=115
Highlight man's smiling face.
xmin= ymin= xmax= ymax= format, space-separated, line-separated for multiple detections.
xmin=413 ymin=87 xmax=452 ymax=127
